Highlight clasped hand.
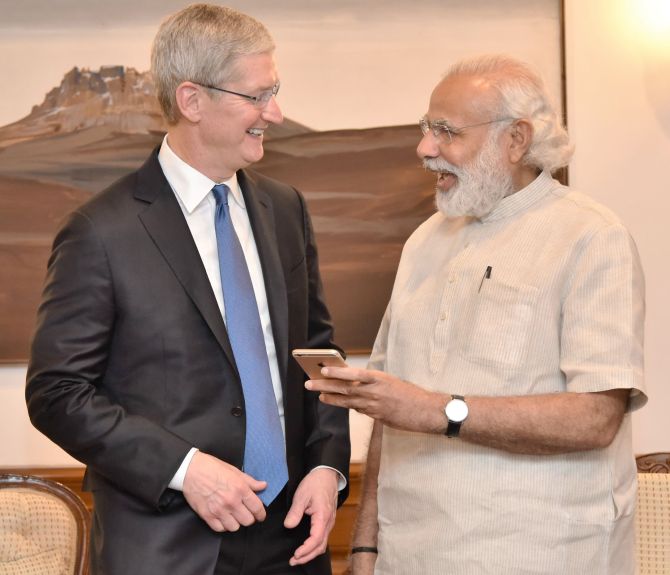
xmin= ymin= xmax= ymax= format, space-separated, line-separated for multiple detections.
xmin=183 ymin=451 xmax=267 ymax=533
xmin=183 ymin=453 xmax=338 ymax=566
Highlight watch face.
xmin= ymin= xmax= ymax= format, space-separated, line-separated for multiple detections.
xmin=446 ymin=398 xmax=468 ymax=422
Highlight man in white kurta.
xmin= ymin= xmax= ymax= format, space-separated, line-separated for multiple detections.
xmin=370 ymin=170 xmax=645 ymax=573
xmin=308 ymin=55 xmax=646 ymax=575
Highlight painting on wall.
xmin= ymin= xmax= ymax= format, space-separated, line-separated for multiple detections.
xmin=0 ymin=0 xmax=565 ymax=361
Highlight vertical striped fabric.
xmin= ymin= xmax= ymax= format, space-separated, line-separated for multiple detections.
xmin=368 ymin=171 xmax=646 ymax=575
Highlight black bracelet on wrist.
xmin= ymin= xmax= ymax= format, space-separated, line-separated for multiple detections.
xmin=351 ymin=546 xmax=378 ymax=554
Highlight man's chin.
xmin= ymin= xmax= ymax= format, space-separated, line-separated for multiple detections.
xmin=436 ymin=190 xmax=496 ymax=219
xmin=436 ymin=188 xmax=469 ymax=218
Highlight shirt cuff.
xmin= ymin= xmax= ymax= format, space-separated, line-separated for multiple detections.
xmin=311 ymin=465 xmax=347 ymax=491
xmin=168 ymin=447 xmax=198 ymax=491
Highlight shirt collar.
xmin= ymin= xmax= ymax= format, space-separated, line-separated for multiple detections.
xmin=480 ymin=170 xmax=559 ymax=223
xmin=157 ymin=135 xmax=246 ymax=214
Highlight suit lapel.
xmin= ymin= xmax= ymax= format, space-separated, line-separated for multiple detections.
xmin=134 ymin=151 xmax=237 ymax=369
xmin=238 ymin=170 xmax=289 ymax=387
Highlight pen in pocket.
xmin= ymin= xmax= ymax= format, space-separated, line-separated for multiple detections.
xmin=478 ymin=265 xmax=492 ymax=293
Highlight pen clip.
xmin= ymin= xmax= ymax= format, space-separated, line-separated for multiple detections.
xmin=478 ymin=266 xmax=492 ymax=293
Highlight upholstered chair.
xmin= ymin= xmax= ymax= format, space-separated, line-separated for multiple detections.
xmin=636 ymin=453 xmax=670 ymax=575
xmin=0 ymin=474 xmax=89 ymax=575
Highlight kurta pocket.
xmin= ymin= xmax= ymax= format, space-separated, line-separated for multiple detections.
xmin=460 ymin=278 xmax=538 ymax=369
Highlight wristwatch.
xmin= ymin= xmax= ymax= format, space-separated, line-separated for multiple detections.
xmin=444 ymin=394 xmax=468 ymax=438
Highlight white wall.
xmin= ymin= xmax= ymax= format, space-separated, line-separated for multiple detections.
xmin=0 ymin=360 xmax=372 ymax=467
xmin=564 ymin=0 xmax=670 ymax=454
xmin=1 ymin=0 xmax=669 ymax=467
xmin=0 ymin=356 xmax=372 ymax=469
xmin=0 ymin=365 xmax=79 ymax=467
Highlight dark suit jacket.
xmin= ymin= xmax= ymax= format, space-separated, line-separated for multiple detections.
xmin=26 ymin=150 xmax=350 ymax=575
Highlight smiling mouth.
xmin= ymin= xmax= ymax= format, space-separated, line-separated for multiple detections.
xmin=434 ymin=171 xmax=459 ymax=192
xmin=247 ymin=128 xmax=265 ymax=137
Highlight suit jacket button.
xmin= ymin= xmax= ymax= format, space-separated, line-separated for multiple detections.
xmin=231 ymin=406 xmax=243 ymax=417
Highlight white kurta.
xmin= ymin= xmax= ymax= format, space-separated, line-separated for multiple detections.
xmin=369 ymin=171 xmax=646 ymax=575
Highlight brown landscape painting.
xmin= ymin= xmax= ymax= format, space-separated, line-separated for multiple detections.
xmin=0 ymin=66 xmax=436 ymax=360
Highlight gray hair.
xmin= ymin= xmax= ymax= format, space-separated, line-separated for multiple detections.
xmin=445 ymin=55 xmax=574 ymax=173
xmin=151 ymin=3 xmax=275 ymax=124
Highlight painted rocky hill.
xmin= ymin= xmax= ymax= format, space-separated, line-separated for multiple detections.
xmin=0 ymin=66 xmax=436 ymax=360
xmin=0 ymin=66 xmax=310 ymax=149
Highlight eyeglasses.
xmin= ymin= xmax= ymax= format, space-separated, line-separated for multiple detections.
xmin=419 ymin=116 xmax=516 ymax=144
xmin=196 ymin=82 xmax=280 ymax=108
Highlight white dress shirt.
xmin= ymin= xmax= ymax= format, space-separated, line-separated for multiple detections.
xmin=158 ymin=136 xmax=284 ymax=489
xmin=158 ymin=136 xmax=345 ymax=492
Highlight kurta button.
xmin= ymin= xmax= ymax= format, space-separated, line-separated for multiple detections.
xmin=231 ymin=406 xmax=243 ymax=417
xmin=448 ymin=274 xmax=457 ymax=283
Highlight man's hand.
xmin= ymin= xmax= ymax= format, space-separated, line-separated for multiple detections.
xmin=310 ymin=369 xmax=631 ymax=455
xmin=284 ymin=467 xmax=339 ymax=566
xmin=306 ymin=367 xmax=447 ymax=434
xmin=183 ymin=451 xmax=267 ymax=532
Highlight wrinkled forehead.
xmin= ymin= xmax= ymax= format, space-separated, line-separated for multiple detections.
xmin=428 ymin=74 xmax=497 ymax=123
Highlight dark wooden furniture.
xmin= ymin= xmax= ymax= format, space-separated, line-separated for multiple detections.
xmin=0 ymin=465 xmax=362 ymax=575
xmin=636 ymin=452 xmax=670 ymax=473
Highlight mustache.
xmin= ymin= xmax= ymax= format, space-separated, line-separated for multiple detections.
xmin=423 ymin=157 xmax=460 ymax=175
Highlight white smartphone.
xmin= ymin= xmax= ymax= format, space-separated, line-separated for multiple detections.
xmin=292 ymin=348 xmax=347 ymax=379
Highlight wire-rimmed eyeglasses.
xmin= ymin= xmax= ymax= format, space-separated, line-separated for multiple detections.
xmin=419 ymin=115 xmax=517 ymax=144
xmin=196 ymin=82 xmax=280 ymax=108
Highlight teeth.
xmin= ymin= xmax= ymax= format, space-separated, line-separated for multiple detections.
xmin=247 ymin=128 xmax=264 ymax=136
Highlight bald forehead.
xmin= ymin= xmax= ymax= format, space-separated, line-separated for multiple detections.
xmin=428 ymin=73 xmax=497 ymax=123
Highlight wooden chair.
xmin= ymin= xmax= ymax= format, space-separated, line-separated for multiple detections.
xmin=636 ymin=453 xmax=670 ymax=575
xmin=0 ymin=473 xmax=89 ymax=575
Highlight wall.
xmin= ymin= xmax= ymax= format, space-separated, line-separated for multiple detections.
xmin=1 ymin=0 xmax=669 ymax=467
xmin=0 ymin=365 xmax=79 ymax=466
xmin=0 ymin=359 xmax=373 ymax=466
xmin=564 ymin=0 xmax=670 ymax=454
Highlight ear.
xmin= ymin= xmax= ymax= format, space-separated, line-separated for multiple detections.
xmin=507 ymin=119 xmax=533 ymax=164
xmin=174 ymin=82 xmax=204 ymax=123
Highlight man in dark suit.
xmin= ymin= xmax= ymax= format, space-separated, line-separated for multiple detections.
xmin=25 ymin=4 xmax=350 ymax=574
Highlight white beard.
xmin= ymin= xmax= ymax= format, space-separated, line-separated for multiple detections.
xmin=425 ymin=132 xmax=515 ymax=218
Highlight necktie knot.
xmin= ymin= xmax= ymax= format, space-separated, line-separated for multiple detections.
xmin=212 ymin=183 xmax=230 ymax=206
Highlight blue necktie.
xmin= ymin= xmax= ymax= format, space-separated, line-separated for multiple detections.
xmin=212 ymin=184 xmax=288 ymax=505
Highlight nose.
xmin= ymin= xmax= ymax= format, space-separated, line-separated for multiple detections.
xmin=261 ymin=96 xmax=283 ymax=124
xmin=416 ymin=132 xmax=439 ymax=160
